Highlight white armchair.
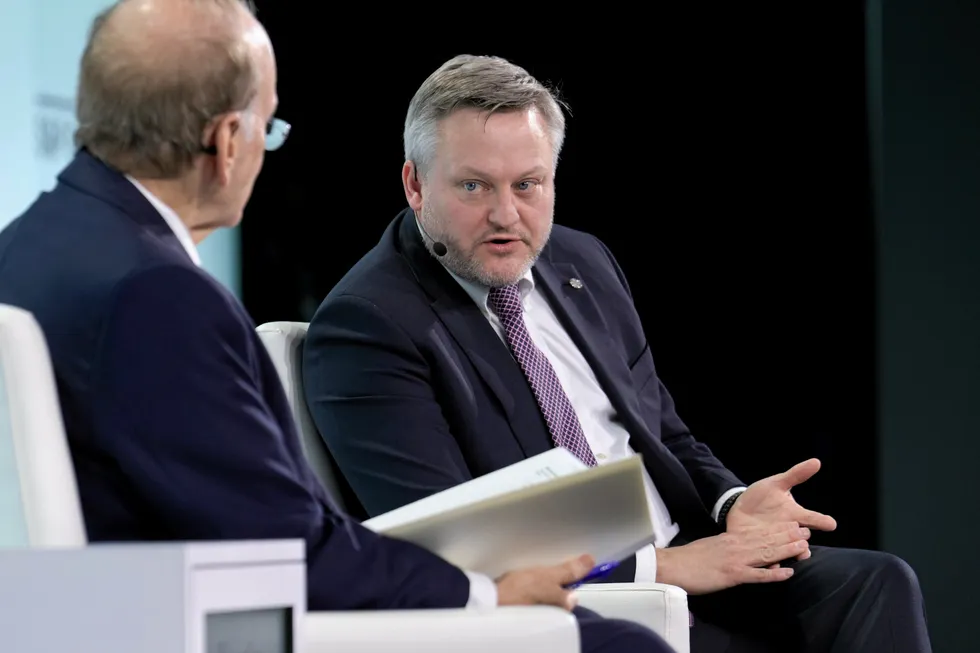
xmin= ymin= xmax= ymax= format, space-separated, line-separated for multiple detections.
xmin=0 ymin=303 xmax=578 ymax=652
xmin=258 ymin=320 xmax=691 ymax=653
xmin=0 ymin=304 xmax=87 ymax=549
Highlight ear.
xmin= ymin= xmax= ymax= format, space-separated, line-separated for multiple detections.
xmin=210 ymin=112 xmax=243 ymax=186
xmin=402 ymin=160 xmax=423 ymax=212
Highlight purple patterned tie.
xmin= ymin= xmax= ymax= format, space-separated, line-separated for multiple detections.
xmin=487 ymin=284 xmax=597 ymax=466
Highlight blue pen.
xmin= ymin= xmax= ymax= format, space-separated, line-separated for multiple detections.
xmin=564 ymin=561 xmax=620 ymax=589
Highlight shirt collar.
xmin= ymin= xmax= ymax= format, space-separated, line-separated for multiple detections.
xmin=415 ymin=216 xmax=533 ymax=316
xmin=126 ymin=175 xmax=201 ymax=267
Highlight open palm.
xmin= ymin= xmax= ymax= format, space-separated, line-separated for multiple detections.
xmin=726 ymin=459 xmax=838 ymax=535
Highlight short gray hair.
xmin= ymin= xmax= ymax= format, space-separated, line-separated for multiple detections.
xmin=404 ymin=54 xmax=569 ymax=176
xmin=75 ymin=0 xmax=259 ymax=179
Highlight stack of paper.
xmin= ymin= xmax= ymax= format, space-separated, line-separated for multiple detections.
xmin=363 ymin=449 xmax=655 ymax=579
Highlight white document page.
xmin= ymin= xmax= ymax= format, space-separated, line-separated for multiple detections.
xmin=363 ymin=447 xmax=589 ymax=533
xmin=364 ymin=453 xmax=656 ymax=579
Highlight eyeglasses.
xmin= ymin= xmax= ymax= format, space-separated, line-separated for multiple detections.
xmin=202 ymin=115 xmax=291 ymax=155
xmin=265 ymin=117 xmax=290 ymax=151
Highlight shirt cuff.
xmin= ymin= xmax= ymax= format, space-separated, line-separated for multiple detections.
xmin=464 ymin=571 xmax=498 ymax=608
xmin=712 ymin=487 xmax=747 ymax=522
xmin=634 ymin=543 xmax=658 ymax=582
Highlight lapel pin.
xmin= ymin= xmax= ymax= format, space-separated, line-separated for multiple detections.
xmin=569 ymin=278 xmax=584 ymax=289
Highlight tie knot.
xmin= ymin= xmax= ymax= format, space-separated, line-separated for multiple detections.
xmin=487 ymin=283 xmax=523 ymax=319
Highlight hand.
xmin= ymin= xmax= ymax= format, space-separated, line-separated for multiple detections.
xmin=726 ymin=459 xmax=838 ymax=552
xmin=495 ymin=554 xmax=595 ymax=611
xmin=656 ymin=522 xmax=810 ymax=595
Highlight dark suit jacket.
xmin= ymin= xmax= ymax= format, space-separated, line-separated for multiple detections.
xmin=0 ymin=152 xmax=469 ymax=610
xmin=304 ymin=208 xmax=745 ymax=581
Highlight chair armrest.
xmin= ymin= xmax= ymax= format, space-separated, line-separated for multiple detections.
xmin=303 ymin=606 xmax=579 ymax=653
xmin=576 ymin=582 xmax=690 ymax=653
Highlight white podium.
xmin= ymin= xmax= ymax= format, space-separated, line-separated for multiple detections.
xmin=0 ymin=539 xmax=305 ymax=653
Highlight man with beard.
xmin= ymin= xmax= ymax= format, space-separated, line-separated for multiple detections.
xmin=303 ymin=54 xmax=931 ymax=653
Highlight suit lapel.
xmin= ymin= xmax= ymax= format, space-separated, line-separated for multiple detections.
xmin=534 ymin=258 xmax=647 ymax=428
xmin=535 ymin=257 xmax=716 ymax=536
xmin=397 ymin=212 xmax=553 ymax=459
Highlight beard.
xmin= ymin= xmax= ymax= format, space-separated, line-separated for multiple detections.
xmin=419 ymin=203 xmax=552 ymax=288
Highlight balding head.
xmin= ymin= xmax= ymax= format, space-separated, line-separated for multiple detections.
xmin=75 ymin=0 xmax=271 ymax=179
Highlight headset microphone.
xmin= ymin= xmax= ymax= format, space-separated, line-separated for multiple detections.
xmin=412 ymin=165 xmax=447 ymax=256
xmin=413 ymin=210 xmax=448 ymax=257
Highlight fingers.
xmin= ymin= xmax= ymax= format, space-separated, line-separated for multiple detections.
xmin=777 ymin=458 xmax=821 ymax=490
xmin=535 ymin=584 xmax=578 ymax=611
xmin=497 ymin=555 xmax=593 ymax=612
xmin=800 ymin=509 xmax=837 ymax=531
xmin=564 ymin=590 xmax=580 ymax=611
xmin=758 ymin=539 xmax=808 ymax=565
xmin=762 ymin=521 xmax=805 ymax=538
xmin=752 ymin=528 xmax=810 ymax=566
xmin=547 ymin=555 xmax=594 ymax=611
xmin=745 ymin=565 xmax=795 ymax=583
xmin=761 ymin=524 xmax=810 ymax=546
xmin=543 ymin=556 xmax=590 ymax=611
xmin=555 ymin=554 xmax=596 ymax=586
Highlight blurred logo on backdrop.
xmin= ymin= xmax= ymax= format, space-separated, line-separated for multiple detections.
xmin=35 ymin=93 xmax=76 ymax=161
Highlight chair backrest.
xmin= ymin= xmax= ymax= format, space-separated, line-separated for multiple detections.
xmin=256 ymin=321 xmax=348 ymax=510
xmin=0 ymin=304 xmax=87 ymax=548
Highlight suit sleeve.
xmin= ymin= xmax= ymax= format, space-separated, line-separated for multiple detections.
xmin=92 ymin=265 xmax=470 ymax=610
xmin=592 ymin=236 xmax=745 ymax=508
xmin=651 ymin=369 xmax=745 ymax=509
xmin=303 ymin=292 xmax=475 ymax=517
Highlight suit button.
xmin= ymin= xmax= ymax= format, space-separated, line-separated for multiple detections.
xmin=596 ymin=453 xmax=607 ymax=460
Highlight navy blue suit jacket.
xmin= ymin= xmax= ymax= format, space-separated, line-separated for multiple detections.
xmin=304 ymin=209 xmax=744 ymax=580
xmin=0 ymin=152 xmax=470 ymax=610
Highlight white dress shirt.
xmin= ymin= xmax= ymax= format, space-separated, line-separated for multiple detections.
xmin=441 ymin=252 xmax=744 ymax=583
xmin=126 ymin=176 xmax=201 ymax=267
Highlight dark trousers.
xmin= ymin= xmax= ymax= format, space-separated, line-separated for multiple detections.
xmin=685 ymin=545 xmax=931 ymax=653
xmin=575 ymin=605 xmax=674 ymax=653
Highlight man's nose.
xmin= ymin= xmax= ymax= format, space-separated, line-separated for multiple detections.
xmin=488 ymin=191 xmax=520 ymax=229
